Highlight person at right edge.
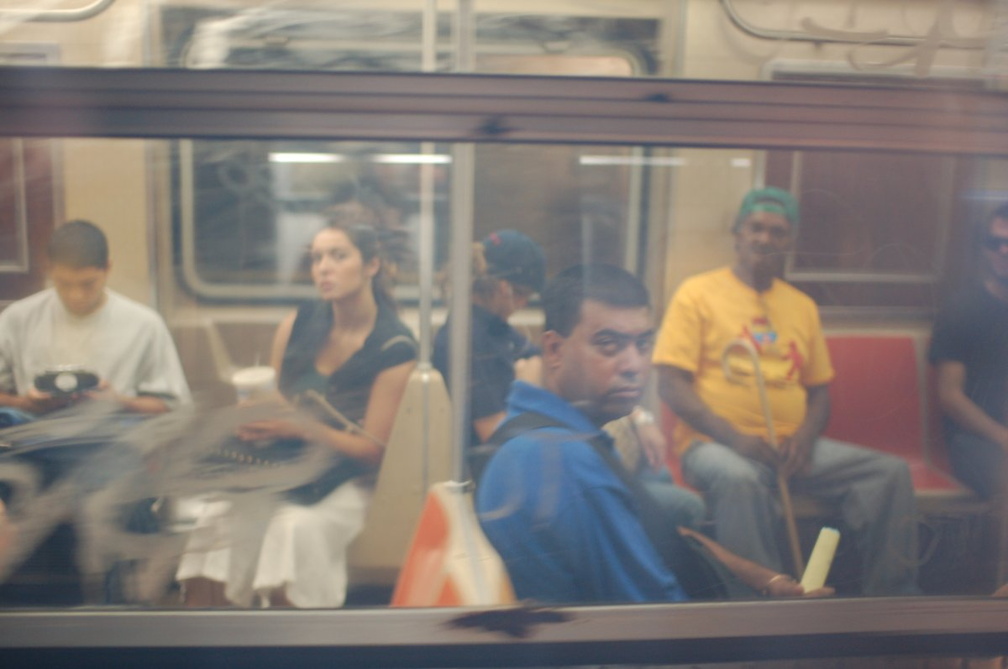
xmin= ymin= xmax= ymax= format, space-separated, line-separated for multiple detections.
xmin=929 ymin=203 xmax=1008 ymax=502
xmin=653 ymin=187 xmax=920 ymax=596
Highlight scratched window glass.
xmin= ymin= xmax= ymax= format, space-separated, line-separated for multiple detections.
xmin=0 ymin=0 xmax=996 ymax=85
xmin=1 ymin=134 xmax=1007 ymax=615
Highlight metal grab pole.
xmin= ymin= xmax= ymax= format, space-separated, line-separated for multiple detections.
xmin=721 ymin=338 xmax=806 ymax=578
xmin=447 ymin=0 xmax=477 ymax=484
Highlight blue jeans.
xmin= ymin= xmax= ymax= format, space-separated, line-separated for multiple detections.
xmin=637 ymin=467 xmax=706 ymax=530
xmin=681 ymin=437 xmax=920 ymax=596
xmin=0 ymin=407 xmax=36 ymax=429
xmin=946 ymin=429 xmax=1006 ymax=501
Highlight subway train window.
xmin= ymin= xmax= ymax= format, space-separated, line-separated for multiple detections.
xmin=0 ymin=132 xmax=1007 ymax=609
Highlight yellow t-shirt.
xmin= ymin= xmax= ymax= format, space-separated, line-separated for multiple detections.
xmin=653 ymin=267 xmax=834 ymax=454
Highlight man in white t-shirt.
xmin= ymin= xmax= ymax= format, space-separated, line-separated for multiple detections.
xmin=0 ymin=219 xmax=190 ymax=419
xmin=0 ymin=220 xmax=190 ymax=589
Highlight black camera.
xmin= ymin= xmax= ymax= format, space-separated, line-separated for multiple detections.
xmin=34 ymin=367 xmax=100 ymax=396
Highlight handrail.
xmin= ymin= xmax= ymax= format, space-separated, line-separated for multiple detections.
xmin=0 ymin=0 xmax=116 ymax=23
xmin=720 ymin=0 xmax=985 ymax=50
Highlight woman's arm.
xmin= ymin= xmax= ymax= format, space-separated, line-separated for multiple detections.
xmin=245 ymin=312 xmax=415 ymax=464
xmin=269 ymin=312 xmax=297 ymax=375
xmin=309 ymin=360 xmax=415 ymax=465
xmin=238 ymin=360 xmax=415 ymax=465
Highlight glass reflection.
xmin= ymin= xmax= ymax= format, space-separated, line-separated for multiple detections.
xmin=0 ymin=0 xmax=1002 ymax=84
xmin=0 ymin=137 xmax=1006 ymax=612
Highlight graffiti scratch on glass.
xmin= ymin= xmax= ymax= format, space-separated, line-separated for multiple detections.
xmin=726 ymin=0 xmax=993 ymax=77
xmin=0 ymin=400 xmax=331 ymax=603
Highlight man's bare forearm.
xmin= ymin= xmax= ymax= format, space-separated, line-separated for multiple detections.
xmin=793 ymin=384 xmax=830 ymax=444
xmin=119 ymin=395 xmax=171 ymax=415
xmin=0 ymin=392 xmax=26 ymax=411
xmin=942 ymin=389 xmax=1008 ymax=448
xmin=936 ymin=361 xmax=1008 ymax=449
xmin=656 ymin=365 xmax=743 ymax=448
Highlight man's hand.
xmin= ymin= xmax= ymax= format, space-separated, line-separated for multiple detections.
xmin=632 ymin=418 xmax=667 ymax=471
xmin=730 ymin=432 xmax=780 ymax=467
xmin=20 ymin=387 xmax=75 ymax=414
xmin=763 ymin=573 xmax=835 ymax=598
xmin=84 ymin=380 xmax=118 ymax=403
xmin=778 ymin=433 xmax=815 ymax=478
xmin=675 ymin=528 xmax=836 ymax=599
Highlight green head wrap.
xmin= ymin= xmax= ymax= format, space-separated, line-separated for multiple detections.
xmin=733 ymin=187 xmax=799 ymax=233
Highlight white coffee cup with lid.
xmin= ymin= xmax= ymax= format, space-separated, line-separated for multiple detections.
xmin=232 ymin=366 xmax=277 ymax=402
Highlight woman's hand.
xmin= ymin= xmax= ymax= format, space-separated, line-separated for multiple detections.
xmin=237 ymin=418 xmax=306 ymax=442
xmin=236 ymin=396 xmax=307 ymax=442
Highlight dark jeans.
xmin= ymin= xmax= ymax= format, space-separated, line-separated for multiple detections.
xmin=0 ymin=408 xmax=159 ymax=604
xmin=948 ymin=429 xmax=1007 ymax=501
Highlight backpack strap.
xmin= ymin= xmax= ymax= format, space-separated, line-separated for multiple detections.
xmin=468 ymin=411 xmax=563 ymax=485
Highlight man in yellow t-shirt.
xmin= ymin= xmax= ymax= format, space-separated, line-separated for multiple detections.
xmin=653 ymin=187 xmax=919 ymax=596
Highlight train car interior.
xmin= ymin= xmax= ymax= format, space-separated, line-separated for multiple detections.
xmin=1 ymin=0 xmax=1008 ymax=667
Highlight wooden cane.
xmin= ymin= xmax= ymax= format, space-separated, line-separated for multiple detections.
xmin=722 ymin=338 xmax=806 ymax=577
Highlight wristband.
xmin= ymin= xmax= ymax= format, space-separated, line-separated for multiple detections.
xmin=761 ymin=573 xmax=790 ymax=596
xmin=631 ymin=407 xmax=655 ymax=427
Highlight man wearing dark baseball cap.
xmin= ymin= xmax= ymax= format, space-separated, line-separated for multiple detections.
xmin=433 ymin=230 xmax=546 ymax=450
xmin=481 ymin=229 xmax=547 ymax=296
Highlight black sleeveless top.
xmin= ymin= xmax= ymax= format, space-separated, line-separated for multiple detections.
xmin=278 ymin=300 xmax=417 ymax=502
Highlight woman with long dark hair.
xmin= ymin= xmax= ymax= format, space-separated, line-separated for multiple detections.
xmin=178 ymin=201 xmax=416 ymax=608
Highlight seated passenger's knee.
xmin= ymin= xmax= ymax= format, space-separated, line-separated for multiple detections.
xmin=876 ymin=453 xmax=913 ymax=486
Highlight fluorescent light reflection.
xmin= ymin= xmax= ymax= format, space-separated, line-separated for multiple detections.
xmin=269 ymin=153 xmax=345 ymax=164
xmin=579 ymin=155 xmax=686 ymax=167
xmin=372 ymin=154 xmax=452 ymax=164
xmin=268 ymin=152 xmax=452 ymax=165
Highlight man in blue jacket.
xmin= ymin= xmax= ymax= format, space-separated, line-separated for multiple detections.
xmin=475 ymin=264 xmax=828 ymax=604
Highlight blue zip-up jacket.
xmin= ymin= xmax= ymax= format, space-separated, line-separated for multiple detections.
xmin=475 ymin=381 xmax=688 ymax=604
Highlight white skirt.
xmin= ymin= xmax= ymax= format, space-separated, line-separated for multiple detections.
xmin=176 ymin=481 xmax=370 ymax=608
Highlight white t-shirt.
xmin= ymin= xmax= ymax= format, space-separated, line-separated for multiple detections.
xmin=0 ymin=288 xmax=191 ymax=405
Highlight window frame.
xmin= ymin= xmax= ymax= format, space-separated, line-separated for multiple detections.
xmin=1 ymin=66 xmax=1008 ymax=664
xmin=1 ymin=598 xmax=1007 ymax=666
xmin=3 ymin=68 xmax=1008 ymax=153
